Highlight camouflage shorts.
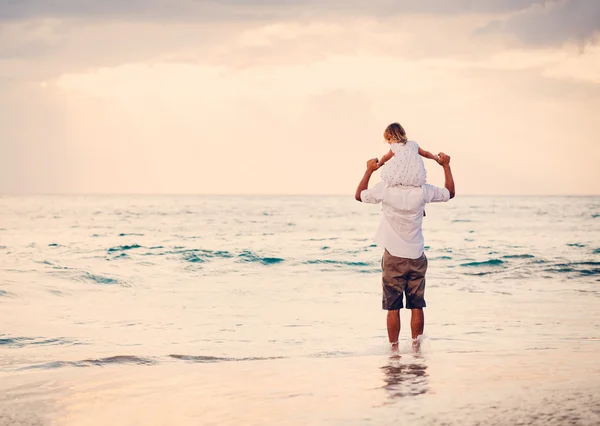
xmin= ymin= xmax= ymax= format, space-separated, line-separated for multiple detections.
xmin=381 ymin=250 xmax=428 ymax=310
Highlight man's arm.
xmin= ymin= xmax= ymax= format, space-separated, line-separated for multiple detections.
xmin=437 ymin=153 xmax=455 ymax=199
xmin=355 ymin=158 xmax=379 ymax=202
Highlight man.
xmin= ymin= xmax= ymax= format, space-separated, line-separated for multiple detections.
xmin=355 ymin=153 xmax=455 ymax=352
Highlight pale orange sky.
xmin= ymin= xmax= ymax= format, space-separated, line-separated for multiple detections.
xmin=0 ymin=0 xmax=599 ymax=195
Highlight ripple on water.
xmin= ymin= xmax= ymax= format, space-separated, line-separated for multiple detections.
xmin=0 ymin=336 xmax=80 ymax=348
xmin=143 ymin=247 xmax=282 ymax=265
xmin=163 ymin=248 xmax=234 ymax=260
xmin=107 ymin=244 xmax=142 ymax=253
xmin=237 ymin=250 xmax=284 ymax=265
xmin=545 ymin=262 xmax=600 ymax=277
xmin=304 ymin=259 xmax=374 ymax=267
xmin=460 ymin=259 xmax=505 ymax=267
xmin=0 ymin=289 xmax=15 ymax=298
xmin=169 ymin=354 xmax=284 ymax=363
xmin=19 ymin=355 xmax=156 ymax=371
xmin=16 ymin=354 xmax=286 ymax=371
xmin=502 ymin=254 xmax=534 ymax=259
xmin=77 ymin=272 xmax=122 ymax=285
xmin=182 ymin=252 xmax=206 ymax=263
xmin=41 ymin=260 xmax=70 ymax=270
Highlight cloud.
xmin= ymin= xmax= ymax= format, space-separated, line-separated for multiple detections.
xmin=0 ymin=14 xmax=483 ymax=84
xmin=481 ymin=0 xmax=600 ymax=45
xmin=1 ymin=0 xmax=599 ymax=195
xmin=0 ymin=0 xmax=542 ymax=22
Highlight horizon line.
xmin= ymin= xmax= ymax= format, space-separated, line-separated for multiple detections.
xmin=1 ymin=193 xmax=599 ymax=197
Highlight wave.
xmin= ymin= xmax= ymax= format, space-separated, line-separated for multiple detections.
xmin=0 ymin=289 xmax=15 ymax=298
xmin=308 ymin=351 xmax=355 ymax=358
xmin=169 ymin=354 xmax=284 ymax=363
xmin=162 ymin=248 xmax=233 ymax=260
xmin=141 ymin=247 xmax=282 ymax=265
xmin=594 ymin=248 xmax=600 ymax=254
xmin=42 ymin=261 xmax=124 ymax=286
xmin=0 ymin=336 xmax=79 ymax=348
xmin=200 ymin=249 xmax=233 ymax=259
xmin=544 ymin=262 xmax=600 ymax=277
xmin=119 ymin=233 xmax=144 ymax=237
xmin=108 ymin=244 xmax=142 ymax=253
xmin=460 ymin=259 xmax=505 ymax=267
xmin=20 ymin=355 xmax=156 ymax=370
xmin=463 ymin=271 xmax=502 ymax=276
xmin=182 ymin=252 xmax=205 ymax=263
xmin=16 ymin=354 xmax=285 ymax=371
xmin=237 ymin=250 xmax=284 ymax=265
xmin=79 ymin=272 xmax=121 ymax=285
xmin=454 ymin=257 xmax=599 ymax=279
xmin=41 ymin=260 xmax=70 ymax=270
xmin=304 ymin=259 xmax=373 ymax=267
xmin=567 ymin=243 xmax=585 ymax=248
xmin=83 ymin=355 xmax=156 ymax=366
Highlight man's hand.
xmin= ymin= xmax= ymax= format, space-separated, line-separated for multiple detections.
xmin=367 ymin=158 xmax=379 ymax=172
xmin=356 ymin=158 xmax=379 ymax=201
xmin=437 ymin=153 xmax=451 ymax=167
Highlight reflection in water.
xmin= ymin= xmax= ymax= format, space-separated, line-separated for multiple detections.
xmin=380 ymin=356 xmax=428 ymax=402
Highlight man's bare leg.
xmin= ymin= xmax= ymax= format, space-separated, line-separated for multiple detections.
xmin=387 ymin=310 xmax=400 ymax=351
xmin=410 ymin=308 xmax=424 ymax=351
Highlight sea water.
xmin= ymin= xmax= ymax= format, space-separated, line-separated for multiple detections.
xmin=1 ymin=195 xmax=599 ymax=425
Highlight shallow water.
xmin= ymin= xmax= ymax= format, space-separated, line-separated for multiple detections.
xmin=1 ymin=195 xmax=599 ymax=425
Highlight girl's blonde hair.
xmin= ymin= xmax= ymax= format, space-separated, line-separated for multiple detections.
xmin=384 ymin=122 xmax=407 ymax=144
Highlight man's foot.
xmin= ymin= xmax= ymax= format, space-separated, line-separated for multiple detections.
xmin=411 ymin=338 xmax=421 ymax=353
xmin=389 ymin=341 xmax=400 ymax=359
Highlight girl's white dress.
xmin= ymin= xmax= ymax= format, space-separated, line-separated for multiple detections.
xmin=381 ymin=140 xmax=427 ymax=187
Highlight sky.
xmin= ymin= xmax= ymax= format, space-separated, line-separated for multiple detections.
xmin=0 ymin=0 xmax=599 ymax=195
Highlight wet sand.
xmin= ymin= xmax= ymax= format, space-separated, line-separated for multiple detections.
xmin=2 ymin=347 xmax=599 ymax=426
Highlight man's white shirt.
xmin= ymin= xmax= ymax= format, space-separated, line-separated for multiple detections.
xmin=360 ymin=183 xmax=450 ymax=259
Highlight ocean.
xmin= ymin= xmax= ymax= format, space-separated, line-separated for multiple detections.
xmin=1 ymin=195 xmax=599 ymax=425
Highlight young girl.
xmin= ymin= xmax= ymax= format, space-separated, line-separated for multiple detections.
xmin=377 ymin=122 xmax=439 ymax=187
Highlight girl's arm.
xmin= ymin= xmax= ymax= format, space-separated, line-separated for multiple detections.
xmin=378 ymin=150 xmax=394 ymax=169
xmin=418 ymin=147 xmax=440 ymax=162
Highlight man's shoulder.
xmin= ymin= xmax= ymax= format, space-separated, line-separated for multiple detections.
xmin=360 ymin=181 xmax=386 ymax=204
xmin=423 ymin=184 xmax=450 ymax=203
xmin=423 ymin=183 xmax=443 ymax=191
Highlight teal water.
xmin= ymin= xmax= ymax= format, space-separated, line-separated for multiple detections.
xmin=1 ymin=195 xmax=599 ymax=425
